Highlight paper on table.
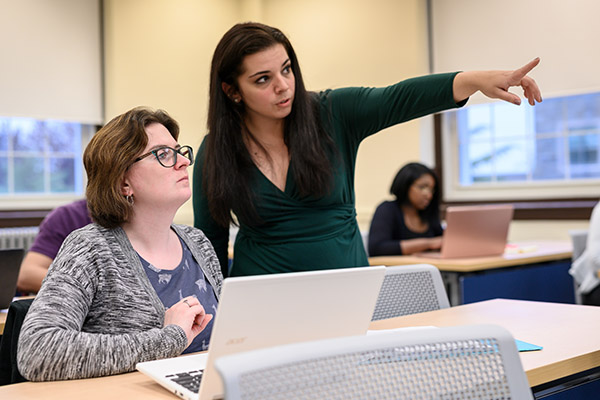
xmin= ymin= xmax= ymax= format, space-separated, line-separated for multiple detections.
xmin=505 ymin=243 xmax=538 ymax=254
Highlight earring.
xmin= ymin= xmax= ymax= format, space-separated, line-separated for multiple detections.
xmin=234 ymin=98 xmax=240 ymax=103
xmin=126 ymin=194 xmax=134 ymax=206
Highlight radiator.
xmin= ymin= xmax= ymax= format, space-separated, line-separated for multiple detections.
xmin=0 ymin=227 xmax=39 ymax=251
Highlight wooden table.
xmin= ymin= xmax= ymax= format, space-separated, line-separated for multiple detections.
xmin=370 ymin=241 xmax=573 ymax=305
xmin=1 ymin=299 xmax=599 ymax=399
xmin=369 ymin=241 xmax=572 ymax=272
xmin=0 ymin=370 xmax=176 ymax=400
xmin=370 ymin=299 xmax=600 ymax=390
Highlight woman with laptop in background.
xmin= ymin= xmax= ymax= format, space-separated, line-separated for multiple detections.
xmin=368 ymin=162 xmax=443 ymax=256
xmin=193 ymin=22 xmax=543 ymax=278
xmin=17 ymin=107 xmax=223 ymax=381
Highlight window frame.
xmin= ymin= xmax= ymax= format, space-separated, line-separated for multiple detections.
xmin=434 ymin=113 xmax=596 ymax=220
xmin=0 ymin=123 xmax=97 ymax=226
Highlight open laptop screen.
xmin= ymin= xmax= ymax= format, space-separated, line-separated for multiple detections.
xmin=418 ymin=204 xmax=513 ymax=259
xmin=137 ymin=265 xmax=386 ymax=400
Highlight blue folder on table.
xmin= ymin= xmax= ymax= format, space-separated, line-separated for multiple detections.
xmin=516 ymin=339 xmax=543 ymax=352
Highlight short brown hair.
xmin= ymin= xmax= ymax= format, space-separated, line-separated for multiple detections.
xmin=84 ymin=107 xmax=179 ymax=228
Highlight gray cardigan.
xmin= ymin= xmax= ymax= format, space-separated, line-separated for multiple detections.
xmin=17 ymin=223 xmax=223 ymax=381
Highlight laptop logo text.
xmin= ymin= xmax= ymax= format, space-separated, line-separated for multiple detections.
xmin=225 ymin=337 xmax=247 ymax=345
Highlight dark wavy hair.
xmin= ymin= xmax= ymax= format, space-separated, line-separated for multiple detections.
xmin=390 ymin=162 xmax=440 ymax=223
xmin=84 ymin=107 xmax=179 ymax=228
xmin=203 ymin=22 xmax=335 ymax=227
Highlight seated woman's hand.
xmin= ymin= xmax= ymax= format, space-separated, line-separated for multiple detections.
xmin=428 ymin=237 xmax=443 ymax=250
xmin=164 ymin=296 xmax=214 ymax=347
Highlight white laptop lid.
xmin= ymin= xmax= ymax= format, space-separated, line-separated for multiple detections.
xmin=137 ymin=265 xmax=386 ymax=400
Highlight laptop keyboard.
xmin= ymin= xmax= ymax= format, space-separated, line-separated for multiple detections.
xmin=166 ymin=369 xmax=204 ymax=393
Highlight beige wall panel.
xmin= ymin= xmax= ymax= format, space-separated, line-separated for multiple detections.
xmin=103 ymin=0 xmax=241 ymax=223
xmin=104 ymin=0 xmax=429 ymax=227
xmin=261 ymin=0 xmax=430 ymax=229
xmin=103 ymin=1 xmax=586 ymax=242
xmin=508 ymin=220 xmax=589 ymax=243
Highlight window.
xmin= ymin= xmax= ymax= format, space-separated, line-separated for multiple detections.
xmin=441 ymin=92 xmax=600 ymax=202
xmin=0 ymin=116 xmax=95 ymax=207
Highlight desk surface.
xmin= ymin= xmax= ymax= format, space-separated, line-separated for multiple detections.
xmin=1 ymin=299 xmax=598 ymax=398
xmin=369 ymin=240 xmax=573 ymax=272
xmin=371 ymin=299 xmax=600 ymax=387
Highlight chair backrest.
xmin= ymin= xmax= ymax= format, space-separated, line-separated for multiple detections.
xmin=569 ymin=229 xmax=588 ymax=262
xmin=360 ymin=230 xmax=369 ymax=256
xmin=0 ymin=248 xmax=24 ymax=309
xmin=569 ymin=229 xmax=589 ymax=305
xmin=215 ymin=324 xmax=533 ymax=400
xmin=0 ymin=298 xmax=33 ymax=385
xmin=371 ymin=264 xmax=449 ymax=321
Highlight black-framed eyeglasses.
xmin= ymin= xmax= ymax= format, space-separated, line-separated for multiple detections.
xmin=133 ymin=145 xmax=194 ymax=168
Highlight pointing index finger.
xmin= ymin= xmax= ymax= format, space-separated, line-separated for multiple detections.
xmin=513 ymin=57 xmax=540 ymax=80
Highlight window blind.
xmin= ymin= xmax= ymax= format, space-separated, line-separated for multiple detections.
xmin=0 ymin=0 xmax=102 ymax=124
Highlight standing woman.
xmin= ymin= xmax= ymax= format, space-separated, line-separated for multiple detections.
xmin=18 ymin=107 xmax=222 ymax=381
xmin=193 ymin=22 xmax=542 ymax=278
xmin=368 ymin=162 xmax=442 ymax=256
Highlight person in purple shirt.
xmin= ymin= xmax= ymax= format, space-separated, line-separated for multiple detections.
xmin=16 ymin=199 xmax=92 ymax=293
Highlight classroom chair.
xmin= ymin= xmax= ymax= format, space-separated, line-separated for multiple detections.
xmin=371 ymin=264 xmax=449 ymax=321
xmin=215 ymin=324 xmax=533 ymax=400
xmin=361 ymin=230 xmax=369 ymax=256
xmin=569 ymin=229 xmax=588 ymax=305
xmin=0 ymin=298 xmax=33 ymax=385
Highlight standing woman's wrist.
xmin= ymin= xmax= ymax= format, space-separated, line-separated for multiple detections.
xmin=453 ymin=70 xmax=484 ymax=103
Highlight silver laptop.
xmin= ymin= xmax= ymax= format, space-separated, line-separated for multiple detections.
xmin=417 ymin=204 xmax=514 ymax=259
xmin=136 ymin=265 xmax=386 ymax=400
xmin=0 ymin=248 xmax=24 ymax=309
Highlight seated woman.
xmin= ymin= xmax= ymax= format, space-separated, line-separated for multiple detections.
xmin=17 ymin=107 xmax=223 ymax=381
xmin=368 ymin=162 xmax=443 ymax=256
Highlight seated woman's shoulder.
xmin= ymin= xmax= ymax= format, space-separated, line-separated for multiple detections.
xmin=62 ymin=223 xmax=102 ymax=243
xmin=375 ymin=200 xmax=400 ymax=214
xmin=173 ymin=224 xmax=206 ymax=238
